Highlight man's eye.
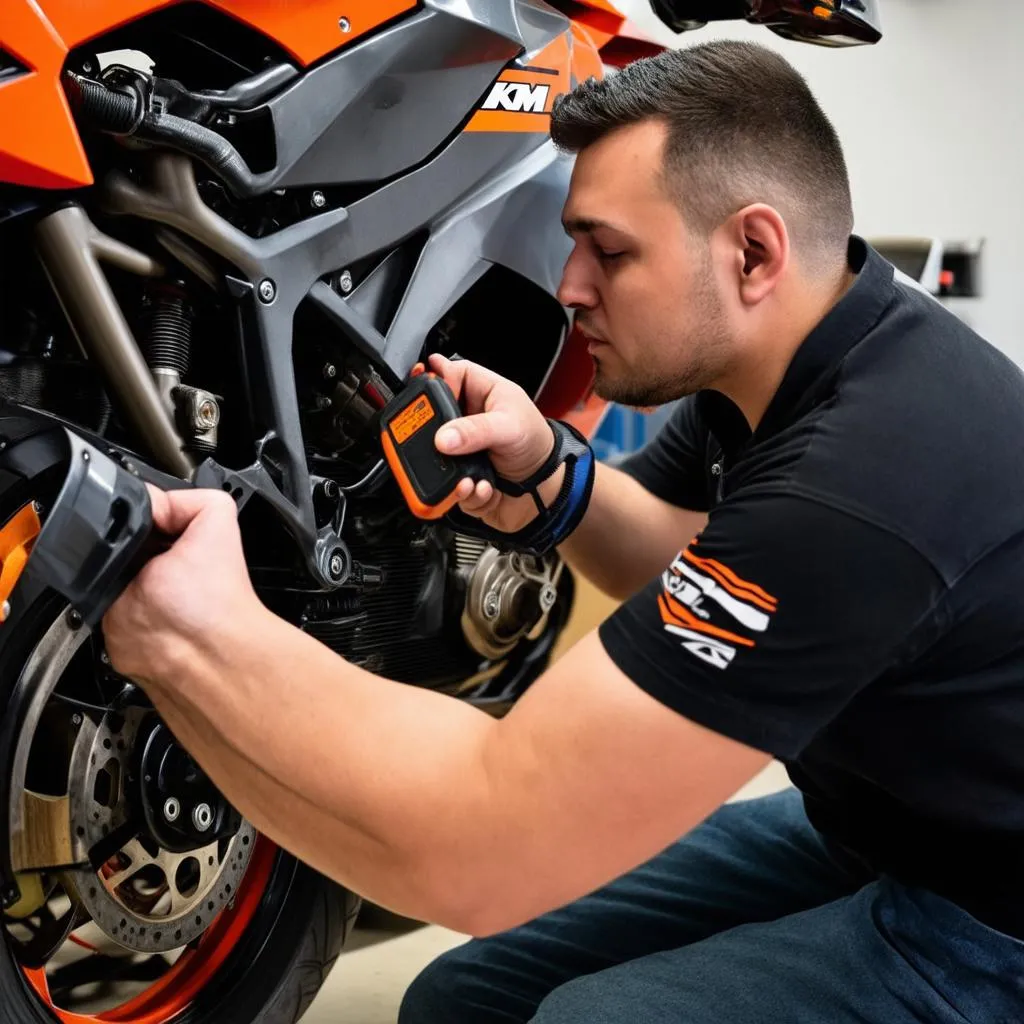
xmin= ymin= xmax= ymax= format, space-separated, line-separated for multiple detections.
xmin=598 ymin=249 xmax=625 ymax=263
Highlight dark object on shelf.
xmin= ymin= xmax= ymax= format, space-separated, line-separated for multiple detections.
xmin=940 ymin=240 xmax=984 ymax=299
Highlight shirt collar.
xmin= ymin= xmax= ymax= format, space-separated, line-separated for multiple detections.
xmin=697 ymin=236 xmax=895 ymax=459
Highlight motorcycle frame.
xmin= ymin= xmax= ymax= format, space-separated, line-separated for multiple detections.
xmin=24 ymin=1 xmax=609 ymax=588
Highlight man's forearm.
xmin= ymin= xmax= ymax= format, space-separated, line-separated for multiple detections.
xmin=145 ymin=609 xmax=501 ymax=930
xmin=145 ymin=685 xmax=399 ymax=903
xmin=559 ymin=462 xmax=707 ymax=600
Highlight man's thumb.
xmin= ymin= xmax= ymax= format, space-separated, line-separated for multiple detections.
xmin=435 ymin=411 xmax=519 ymax=455
xmin=147 ymin=485 xmax=236 ymax=536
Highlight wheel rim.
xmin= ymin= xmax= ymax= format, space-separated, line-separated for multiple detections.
xmin=20 ymin=836 xmax=276 ymax=1024
xmin=1 ymin=504 xmax=279 ymax=1022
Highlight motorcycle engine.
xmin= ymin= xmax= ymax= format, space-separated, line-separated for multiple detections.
xmin=294 ymin=507 xmax=564 ymax=699
xmin=279 ymin=341 xmax=569 ymax=705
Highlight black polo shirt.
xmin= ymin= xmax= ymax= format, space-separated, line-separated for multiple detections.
xmin=600 ymin=237 xmax=1024 ymax=936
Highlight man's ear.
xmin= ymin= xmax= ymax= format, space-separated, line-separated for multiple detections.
xmin=717 ymin=204 xmax=790 ymax=307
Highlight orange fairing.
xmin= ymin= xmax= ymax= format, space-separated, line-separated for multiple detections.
xmin=570 ymin=21 xmax=605 ymax=83
xmin=43 ymin=0 xmax=419 ymax=68
xmin=0 ymin=0 xmax=91 ymax=189
xmin=0 ymin=0 xmax=418 ymax=190
xmin=571 ymin=0 xmax=625 ymax=13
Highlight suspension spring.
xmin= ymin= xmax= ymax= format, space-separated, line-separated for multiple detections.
xmin=142 ymin=286 xmax=193 ymax=378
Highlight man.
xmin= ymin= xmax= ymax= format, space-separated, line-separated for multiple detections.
xmin=104 ymin=41 xmax=1024 ymax=1023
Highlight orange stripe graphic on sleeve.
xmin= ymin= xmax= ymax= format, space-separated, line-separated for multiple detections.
xmin=681 ymin=548 xmax=778 ymax=612
xmin=658 ymin=593 xmax=756 ymax=649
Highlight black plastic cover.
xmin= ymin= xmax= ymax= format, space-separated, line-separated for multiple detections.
xmin=650 ymin=0 xmax=882 ymax=46
xmin=24 ymin=431 xmax=157 ymax=629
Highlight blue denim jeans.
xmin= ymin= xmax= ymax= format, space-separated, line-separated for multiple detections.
xmin=399 ymin=790 xmax=1024 ymax=1023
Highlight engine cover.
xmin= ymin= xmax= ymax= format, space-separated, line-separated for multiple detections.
xmin=297 ymin=514 xmax=564 ymax=694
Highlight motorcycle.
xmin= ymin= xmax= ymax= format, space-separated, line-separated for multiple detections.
xmin=0 ymin=1 xmax=880 ymax=1021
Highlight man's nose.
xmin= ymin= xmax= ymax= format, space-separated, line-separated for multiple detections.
xmin=557 ymin=250 xmax=599 ymax=310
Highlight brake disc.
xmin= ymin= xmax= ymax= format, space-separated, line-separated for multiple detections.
xmin=65 ymin=708 xmax=256 ymax=954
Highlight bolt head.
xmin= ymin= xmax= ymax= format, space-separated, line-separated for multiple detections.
xmin=193 ymin=803 xmax=213 ymax=832
xmin=339 ymin=16 xmax=352 ymax=32
xmin=71 ymin=713 xmax=83 ymax=726
xmin=482 ymin=593 xmax=500 ymax=620
xmin=163 ymin=798 xmax=180 ymax=823
xmin=257 ymin=279 xmax=276 ymax=303
xmin=337 ymin=270 xmax=353 ymax=294
xmin=540 ymin=584 xmax=557 ymax=611
xmin=329 ymin=553 xmax=345 ymax=578
xmin=193 ymin=396 xmax=220 ymax=430
xmin=0 ymin=600 xmax=10 ymax=622
xmin=323 ymin=363 xmax=337 ymax=379
xmin=311 ymin=190 xmax=327 ymax=209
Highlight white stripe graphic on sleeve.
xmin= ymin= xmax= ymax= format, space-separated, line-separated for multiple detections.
xmin=674 ymin=561 xmax=770 ymax=632
xmin=663 ymin=625 xmax=737 ymax=670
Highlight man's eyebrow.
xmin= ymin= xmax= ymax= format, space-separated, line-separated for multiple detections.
xmin=561 ymin=216 xmax=625 ymax=236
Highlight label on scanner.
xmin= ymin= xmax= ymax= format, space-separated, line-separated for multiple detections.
xmin=390 ymin=394 xmax=435 ymax=444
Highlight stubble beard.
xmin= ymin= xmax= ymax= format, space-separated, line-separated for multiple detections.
xmin=591 ymin=301 xmax=731 ymax=408
xmin=592 ymin=357 xmax=710 ymax=407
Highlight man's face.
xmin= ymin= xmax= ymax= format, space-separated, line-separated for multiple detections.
xmin=557 ymin=120 xmax=732 ymax=407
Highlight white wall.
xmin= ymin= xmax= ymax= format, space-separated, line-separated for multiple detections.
xmin=615 ymin=0 xmax=1024 ymax=361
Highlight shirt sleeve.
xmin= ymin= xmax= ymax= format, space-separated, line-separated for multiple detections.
xmin=617 ymin=398 xmax=712 ymax=511
xmin=598 ymin=492 xmax=945 ymax=759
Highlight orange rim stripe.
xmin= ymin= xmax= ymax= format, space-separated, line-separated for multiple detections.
xmin=22 ymin=837 xmax=277 ymax=1024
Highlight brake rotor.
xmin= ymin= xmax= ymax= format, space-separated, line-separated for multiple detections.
xmin=65 ymin=708 xmax=256 ymax=954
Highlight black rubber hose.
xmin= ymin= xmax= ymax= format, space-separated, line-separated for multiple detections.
xmin=64 ymin=71 xmax=264 ymax=197
xmin=64 ymin=72 xmax=143 ymax=134
xmin=141 ymin=110 xmax=264 ymax=198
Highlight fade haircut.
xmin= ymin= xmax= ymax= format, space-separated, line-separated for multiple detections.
xmin=550 ymin=41 xmax=854 ymax=266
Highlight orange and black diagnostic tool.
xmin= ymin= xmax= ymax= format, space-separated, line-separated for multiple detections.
xmin=379 ymin=371 xmax=495 ymax=520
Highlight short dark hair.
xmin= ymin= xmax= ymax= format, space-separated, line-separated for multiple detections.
xmin=550 ymin=41 xmax=853 ymax=264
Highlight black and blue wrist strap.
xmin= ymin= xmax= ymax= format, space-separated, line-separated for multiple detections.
xmin=446 ymin=419 xmax=595 ymax=556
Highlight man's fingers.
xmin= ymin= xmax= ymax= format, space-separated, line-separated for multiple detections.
xmin=427 ymin=354 xmax=503 ymax=409
xmin=436 ymin=410 xmax=521 ymax=456
xmin=146 ymin=485 xmax=238 ymax=537
xmin=458 ymin=489 xmax=502 ymax=519
xmin=458 ymin=478 xmax=495 ymax=514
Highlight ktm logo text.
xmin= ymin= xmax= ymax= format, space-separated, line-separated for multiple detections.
xmin=658 ymin=548 xmax=778 ymax=671
xmin=481 ymin=81 xmax=551 ymax=113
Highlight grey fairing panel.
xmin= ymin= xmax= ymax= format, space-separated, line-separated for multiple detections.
xmin=382 ymin=138 xmax=575 ymax=377
xmin=266 ymin=0 xmax=567 ymax=188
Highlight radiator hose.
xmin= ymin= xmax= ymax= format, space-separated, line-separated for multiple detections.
xmin=64 ymin=71 xmax=145 ymax=135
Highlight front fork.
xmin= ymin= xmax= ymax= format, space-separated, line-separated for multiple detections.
xmin=0 ymin=407 xmax=236 ymax=913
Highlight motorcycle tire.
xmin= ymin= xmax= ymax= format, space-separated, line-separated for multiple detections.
xmin=0 ymin=424 xmax=360 ymax=1024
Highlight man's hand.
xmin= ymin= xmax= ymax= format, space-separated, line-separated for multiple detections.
xmin=428 ymin=354 xmax=563 ymax=534
xmin=102 ymin=486 xmax=267 ymax=687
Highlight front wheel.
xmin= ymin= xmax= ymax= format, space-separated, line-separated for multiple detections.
xmin=0 ymin=426 xmax=359 ymax=1024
